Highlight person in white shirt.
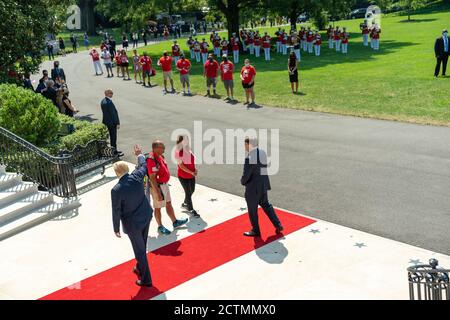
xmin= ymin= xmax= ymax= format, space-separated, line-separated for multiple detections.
xmin=101 ymin=48 xmax=114 ymax=77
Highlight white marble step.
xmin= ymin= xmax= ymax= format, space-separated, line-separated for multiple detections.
xmin=0 ymin=165 xmax=5 ymax=174
xmin=0 ymin=192 xmax=53 ymax=226
xmin=0 ymin=198 xmax=81 ymax=241
xmin=0 ymin=183 xmax=38 ymax=207
xmin=0 ymin=173 xmax=22 ymax=191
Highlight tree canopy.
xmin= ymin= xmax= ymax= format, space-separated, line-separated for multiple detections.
xmin=0 ymin=0 xmax=73 ymax=83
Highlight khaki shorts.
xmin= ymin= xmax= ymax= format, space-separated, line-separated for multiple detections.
xmin=180 ymin=74 xmax=189 ymax=84
xmin=223 ymin=79 xmax=234 ymax=90
xmin=206 ymin=77 xmax=217 ymax=87
xmin=151 ymin=183 xmax=172 ymax=209
xmin=163 ymin=71 xmax=173 ymax=80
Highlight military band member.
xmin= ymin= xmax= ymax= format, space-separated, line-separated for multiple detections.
xmin=334 ymin=27 xmax=341 ymax=52
xmin=254 ymin=32 xmax=261 ymax=57
xmin=193 ymin=38 xmax=201 ymax=62
xmin=187 ymin=36 xmax=195 ymax=59
xmin=327 ymin=25 xmax=334 ymax=49
xmin=361 ymin=23 xmax=370 ymax=46
xmin=201 ymin=38 xmax=209 ymax=64
xmin=263 ymin=32 xmax=271 ymax=61
xmin=341 ymin=28 xmax=349 ymax=54
xmin=314 ymin=32 xmax=322 ymax=56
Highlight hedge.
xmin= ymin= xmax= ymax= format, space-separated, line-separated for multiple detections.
xmin=0 ymin=84 xmax=109 ymax=156
xmin=0 ymin=84 xmax=60 ymax=146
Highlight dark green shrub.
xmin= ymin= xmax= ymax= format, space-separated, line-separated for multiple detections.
xmin=42 ymin=114 xmax=109 ymax=155
xmin=0 ymin=84 xmax=60 ymax=146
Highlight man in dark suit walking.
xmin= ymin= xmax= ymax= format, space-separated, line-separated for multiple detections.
xmin=241 ymin=137 xmax=283 ymax=237
xmin=51 ymin=61 xmax=66 ymax=82
xmin=101 ymin=89 xmax=123 ymax=156
xmin=111 ymin=145 xmax=153 ymax=287
xmin=434 ymin=29 xmax=449 ymax=77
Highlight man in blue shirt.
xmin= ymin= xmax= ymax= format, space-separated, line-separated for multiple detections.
xmin=434 ymin=29 xmax=449 ymax=77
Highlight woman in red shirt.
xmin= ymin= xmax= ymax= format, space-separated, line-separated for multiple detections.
xmin=175 ymin=135 xmax=199 ymax=218
xmin=240 ymin=58 xmax=256 ymax=105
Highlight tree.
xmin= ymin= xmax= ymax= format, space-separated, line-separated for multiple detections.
xmin=400 ymin=0 xmax=428 ymax=21
xmin=79 ymin=0 xmax=97 ymax=36
xmin=209 ymin=0 xmax=262 ymax=39
xmin=0 ymin=0 xmax=72 ymax=83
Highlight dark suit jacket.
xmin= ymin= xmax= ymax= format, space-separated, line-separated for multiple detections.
xmin=42 ymin=87 xmax=57 ymax=106
xmin=101 ymin=97 xmax=120 ymax=127
xmin=111 ymin=155 xmax=153 ymax=234
xmin=241 ymin=148 xmax=271 ymax=197
xmin=51 ymin=68 xmax=66 ymax=82
xmin=435 ymin=37 xmax=449 ymax=57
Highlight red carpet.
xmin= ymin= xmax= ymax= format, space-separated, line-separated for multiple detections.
xmin=40 ymin=209 xmax=315 ymax=300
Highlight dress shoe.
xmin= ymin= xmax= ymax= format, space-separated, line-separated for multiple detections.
xmin=275 ymin=225 xmax=284 ymax=234
xmin=135 ymin=280 xmax=153 ymax=287
xmin=243 ymin=230 xmax=261 ymax=237
xmin=133 ymin=266 xmax=141 ymax=278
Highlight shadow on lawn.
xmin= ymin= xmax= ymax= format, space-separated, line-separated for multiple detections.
xmin=398 ymin=18 xmax=437 ymax=23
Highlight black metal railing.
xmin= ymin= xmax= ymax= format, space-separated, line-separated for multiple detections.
xmin=0 ymin=126 xmax=77 ymax=198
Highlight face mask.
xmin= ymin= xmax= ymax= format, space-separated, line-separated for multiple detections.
xmin=245 ymin=63 xmax=250 ymax=67
xmin=444 ymin=32 xmax=448 ymax=37
xmin=209 ymin=58 xmax=213 ymax=62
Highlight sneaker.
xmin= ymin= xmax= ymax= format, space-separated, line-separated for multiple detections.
xmin=190 ymin=210 xmax=200 ymax=218
xmin=173 ymin=218 xmax=188 ymax=229
xmin=181 ymin=203 xmax=188 ymax=209
xmin=158 ymin=225 xmax=171 ymax=235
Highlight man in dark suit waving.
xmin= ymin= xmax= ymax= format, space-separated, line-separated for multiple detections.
xmin=101 ymin=89 xmax=123 ymax=156
xmin=241 ymin=137 xmax=283 ymax=237
xmin=434 ymin=29 xmax=449 ymax=77
xmin=111 ymin=145 xmax=153 ymax=287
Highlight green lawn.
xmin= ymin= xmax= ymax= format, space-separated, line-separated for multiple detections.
xmin=99 ymin=4 xmax=450 ymax=126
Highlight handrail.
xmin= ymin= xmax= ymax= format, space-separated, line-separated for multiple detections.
xmin=0 ymin=126 xmax=77 ymax=198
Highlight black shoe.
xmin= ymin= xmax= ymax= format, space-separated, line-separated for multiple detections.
xmin=133 ymin=266 xmax=141 ymax=279
xmin=135 ymin=280 xmax=153 ymax=287
xmin=190 ymin=210 xmax=200 ymax=218
xmin=244 ymin=230 xmax=261 ymax=237
xmin=275 ymin=225 xmax=284 ymax=234
xmin=181 ymin=203 xmax=188 ymax=209
xmin=114 ymin=150 xmax=124 ymax=157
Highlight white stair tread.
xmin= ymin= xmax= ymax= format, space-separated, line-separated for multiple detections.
xmin=0 ymin=173 xmax=21 ymax=188
xmin=0 ymin=192 xmax=52 ymax=220
xmin=0 ymin=183 xmax=36 ymax=201
xmin=0 ymin=200 xmax=80 ymax=238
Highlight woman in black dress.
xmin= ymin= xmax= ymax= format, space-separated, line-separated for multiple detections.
xmin=287 ymin=51 xmax=299 ymax=93
xmin=62 ymin=90 xmax=79 ymax=117
xmin=59 ymin=37 xmax=66 ymax=56
xmin=122 ymin=34 xmax=129 ymax=51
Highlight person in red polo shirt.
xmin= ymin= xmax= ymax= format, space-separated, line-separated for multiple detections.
xmin=203 ymin=53 xmax=219 ymax=97
xmin=139 ymin=52 xmax=153 ymax=87
xmin=240 ymin=58 xmax=256 ymax=105
xmin=171 ymin=40 xmax=181 ymax=64
xmin=157 ymin=51 xmax=175 ymax=93
xmin=146 ymin=140 xmax=188 ymax=235
xmin=176 ymin=53 xmax=191 ymax=95
xmin=220 ymin=54 xmax=235 ymax=101
xmin=175 ymin=135 xmax=200 ymax=218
